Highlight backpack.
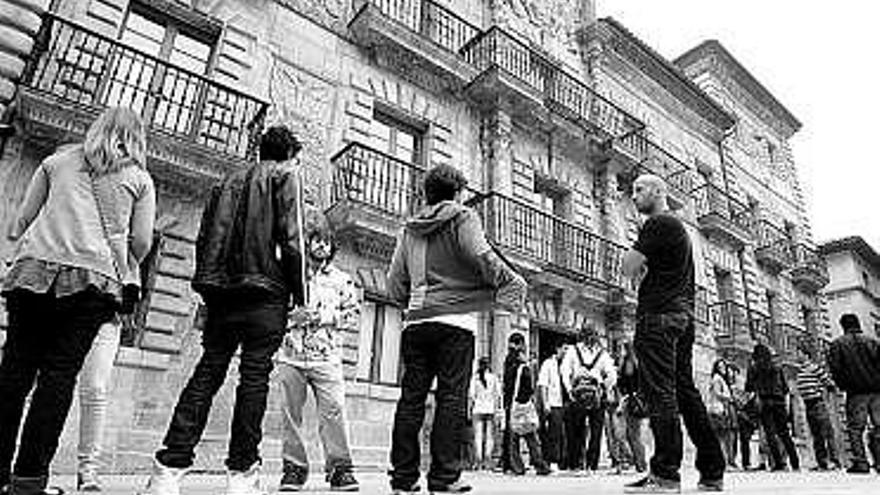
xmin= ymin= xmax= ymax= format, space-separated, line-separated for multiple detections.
xmin=570 ymin=345 xmax=605 ymax=411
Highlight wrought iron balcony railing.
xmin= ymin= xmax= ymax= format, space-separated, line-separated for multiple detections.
xmin=772 ymin=322 xmax=806 ymax=362
xmin=754 ymin=220 xmax=795 ymax=271
xmin=466 ymin=192 xmax=626 ymax=288
xmin=695 ymin=285 xmax=710 ymax=324
xmin=789 ymin=243 xmax=830 ymax=292
xmin=692 ymin=183 xmax=753 ymax=244
xmin=23 ymin=14 xmax=267 ymax=159
xmin=367 ymin=0 xmax=480 ymax=53
xmin=461 ymin=26 xmax=642 ymax=139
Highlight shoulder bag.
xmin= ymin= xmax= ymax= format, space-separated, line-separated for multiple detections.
xmin=509 ymin=363 xmax=539 ymax=435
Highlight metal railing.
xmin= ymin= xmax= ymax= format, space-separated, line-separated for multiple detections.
xmin=791 ymin=243 xmax=827 ymax=275
xmin=754 ymin=220 xmax=795 ymax=267
xmin=772 ymin=322 xmax=805 ymax=361
xmin=692 ymin=183 xmax=753 ymax=233
xmin=695 ymin=286 xmax=710 ymax=324
xmin=711 ymin=300 xmax=768 ymax=342
xmin=368 ymin=0 xmax=480 ymax=53
xmin=330 ymin=142 xmax=426 ymax=218
xmin=461 ymin=26 xmax=643 ymax=139
xmin=466 ymin=192 xmax=626 ymax=287
xmin=23 ymin=13 xmax=267 ymax=158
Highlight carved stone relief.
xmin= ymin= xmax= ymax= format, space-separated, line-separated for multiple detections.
xmin=273 ymin=0 xmax=350 ymax=35
xmin=491 ymin=0 xmax=585 ymax=70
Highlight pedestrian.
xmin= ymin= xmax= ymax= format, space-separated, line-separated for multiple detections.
xmin=826 ymin=313 xmax=880 ymax=474
xmin=276 ymin=226 xmax=360 ymax=491
xmin=745 ymin=343 xmax=800 ymax=472
xmin=795 ymin=343 xmax=840 ymax=471
xmin=735 ymin=393 xmax=761 ymax=471
xmin=537 ymin=341 xmax=568 ymax=471
xmin=1 ymin=107 xmax=155 ymax=495
xmin=621 ymin=174 xmax=725 ymax=492
xmin=618 ymin=341 xmax=647 ymax=473
xmin=141 ymin=125 xmax=308 ymax=495
xmin=502 ymin=333 xmax=550 ymax=476
xmin=560 ymin=323 xmax=617 ymax=472
xmin=385 ymin=164 xmax=527 ymax=494
xmin=707 ymin=360 xmax=736 ymax=469
xmin=605 ymin=379 xmax=632 ymax=474
xmin=469 ymin=357 xmax=503 ymax=471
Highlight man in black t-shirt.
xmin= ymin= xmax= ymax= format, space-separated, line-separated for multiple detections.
xmin=621 ymin=175 xmax=725 ymax=493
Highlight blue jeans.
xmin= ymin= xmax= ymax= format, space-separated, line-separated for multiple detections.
xmin=635 ymin=311 xmax=725 ymax=481
xmin=845 ymin=392 xmax=880 ymax=469
xmin=77 ymin=322 xmax=121 ymax=476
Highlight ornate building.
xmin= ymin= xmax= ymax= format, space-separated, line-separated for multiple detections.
xmin=819 ymin=236 xmax=880 ymax=339
xmin=0 ymin=0 xmax=829 ymax=472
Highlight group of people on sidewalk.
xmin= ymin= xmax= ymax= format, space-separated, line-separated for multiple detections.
xmin=0 ymin=110 xmax=878 ymax=495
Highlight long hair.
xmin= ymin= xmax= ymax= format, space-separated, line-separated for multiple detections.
xmin=477 ymin=356 xmax=490 ymax=388
xmin=711 ymin=359 xmax=727 ymax=379
xmin=83 ymin=107 xmax=147 ymax=176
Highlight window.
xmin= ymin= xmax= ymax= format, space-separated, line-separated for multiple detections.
xmin=362 ymin=109 xmax=426 ymax=215
xmin=371 ymin=111 xmax=424 ymax=164
xmin=356 ymin=299 xmax=404 ymax=385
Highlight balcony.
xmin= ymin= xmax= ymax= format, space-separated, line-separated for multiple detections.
xmin=789 ymin=244 xmax=830 ymax=292
xmin=616 ymin=135 xmax=698 ymax=210
xmin=711 ymin=300 xmax=766 ymax=357
xmin=327 ymin=142 xmax=425 ymax=259
xmin=771 ymin=322 xmax=806 ymax=367
xmin=461 ymin=26 xmax=642 ymax=144
xmin=16 ymin=14 xmax=267 ymax=191
xmin=349 ymin=0 xmax=480 ymax=93
xmin=466 ymin=192 xmax=625 ymax=298
xmin=754 ymin=220 xmax=795 ymax=274
xmin=693 ymin=183 xmax=753 ymax=247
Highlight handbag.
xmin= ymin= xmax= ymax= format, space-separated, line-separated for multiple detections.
xmin=509 ymin=364 xmax=539 ymax=435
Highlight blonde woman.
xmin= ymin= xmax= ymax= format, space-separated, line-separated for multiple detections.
xmin=0 ymin=107 xmax=155 ymax=495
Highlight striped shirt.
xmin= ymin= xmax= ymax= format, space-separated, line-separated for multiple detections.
xmin=796 ymin=361 xmax=835 ymax=402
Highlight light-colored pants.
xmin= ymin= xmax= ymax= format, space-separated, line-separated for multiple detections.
xmin=278 ymin=361 xmax=353 ymax=472
xmin=473 ymin=413 xmax=495 ymax=468
xmin=77 ymin=322 xmax=120 ymax=475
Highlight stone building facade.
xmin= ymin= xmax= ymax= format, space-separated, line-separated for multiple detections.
xmin=0 ymin=0 xmax=830 ymax=473
xmin=819 ymin=236 xmax=880 ymax=339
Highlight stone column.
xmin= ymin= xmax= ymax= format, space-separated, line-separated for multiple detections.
xmin=0 ymin=0 xmax=48 ymax=117
xmin=480 ymin=108 xmax=514 ymax=195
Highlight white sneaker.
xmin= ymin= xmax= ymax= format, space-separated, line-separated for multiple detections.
xmin=549 ymin=463 xmax=560 ymax=473
xmin=226 ymin=462 xmax=266 ymax=495
xmin=140 ymin=459 xmax=188 ymax=495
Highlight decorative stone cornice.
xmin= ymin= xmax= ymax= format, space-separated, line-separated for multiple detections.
xmin=675 ymin=40 xmax=802 ymax=139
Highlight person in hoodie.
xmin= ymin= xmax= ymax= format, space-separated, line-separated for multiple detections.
xmin=386 ymin=164 xmax=527 ymax=494
xmin=827 ymin=313 xmax=880 ymax=474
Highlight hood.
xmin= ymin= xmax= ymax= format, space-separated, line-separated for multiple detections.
xmin=405 ymin=200 xmax=468 ymax=236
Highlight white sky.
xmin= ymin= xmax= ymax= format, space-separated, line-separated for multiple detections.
xmin=598 ymin=0 xmax=880 ymax=251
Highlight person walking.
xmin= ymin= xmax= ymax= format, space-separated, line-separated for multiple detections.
xmin=618 ymin=341 xmax=647 ymax=474
xmin=276 ymin=227 xmax=360 ymax=492
xmin=385 ymin=164 xmax=527 ymax=494
xmin=560 ymin=323 xmax=617 ymax=472
xmin=501 ymin=334 xmax=550 ymax=477
xmin=1 ymin=107 xmax=155 ymax=495
xmin=745 ymin=344 xmax=799 ymax=472
xmin=469 ymin=357 xmax=502 ymax=471
xmin=707 ymin=360 xmax=736 ymax=469
xmin=141 ymin=125 xmax=308 ymax=495
xmin=795 ymin=344 xmax=840 ymax=471
xmin=537 ymin=341 xmax=568 ymax=471
xmin=621 ymin=174 xmax=725 ymax=493
xmin=827 ymin=313 xmax=880 ymax=474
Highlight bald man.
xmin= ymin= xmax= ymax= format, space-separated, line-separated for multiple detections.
xmin=621 ymin=175 xmax=725 ymax=493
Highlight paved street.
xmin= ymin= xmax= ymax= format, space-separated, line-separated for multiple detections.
xmin=51 ymin=469 xmax=879 ymax=494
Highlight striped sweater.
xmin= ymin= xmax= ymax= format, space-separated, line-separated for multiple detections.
xmin=796 ymin=361 xmax=835 ymax=402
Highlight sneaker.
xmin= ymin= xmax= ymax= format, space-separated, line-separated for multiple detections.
xmin=328 ymin=468 xmax=359 ymax=492
xmin=226 ymin=462 xmax=265 ymax=495
xmin=390 ymin=482 xmax=420 ymax=494
xmin=279 ymin=463 xmax=307 ymax=492
xmin=140 ymin=459 xmax=188 ymax=495
xmin=847 ymin=464 xmax=871 ymax=474
xmin=623 ymin=474 xmax=681 ymax=494
xmin=697 ymin=478 xmax=724 ymax=492
xmin=427 ymin=479 xmax=472 ymax=493
xmin=78 ymin=469 xmax=103 ymax=492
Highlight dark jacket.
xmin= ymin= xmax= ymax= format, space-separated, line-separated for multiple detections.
xmin=827 ymin=332 xmax=880 ymax=394
xmin=387 ymin=201 xmax=526 ymax=321
xmin=192 ymin=161 xmax=306 ymax=304
xmin=617 ymin=354 xmax=639 ymax=396
xmin=745 ymin=364 xmax=788 ymax=405
xmin=503 ymin=353 xmax=534 ymax=408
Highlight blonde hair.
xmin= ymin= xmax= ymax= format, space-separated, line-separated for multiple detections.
xmin=83 ymin=107 xmax=147 ymax=176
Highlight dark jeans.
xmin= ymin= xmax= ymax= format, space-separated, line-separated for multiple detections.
xmin=564 ymin=405 xmax=605 ymax=470
xmin=503 ymin=424 xmax=547 ymax=474
xmin=156 ymin=298 xmax=285 ymax=471
xmin=759 ymin=401 xmax=799 ymax=470
xmin=0 ymin=289 xmax=115 ymax=485
xmin=389 ymin=323 xmax=474 ymax=490
xmin=804 ymin=398 xmax=838 ymax=468
xmin=737 ymin=418 xmax=758 ymax=469
xmin=541 ymin=406 xmax=566 ymax=466
xmin=635 ymin=311 xmax=725 ymax=482
xmin=844 ymin=392 xmax=880 ymax=469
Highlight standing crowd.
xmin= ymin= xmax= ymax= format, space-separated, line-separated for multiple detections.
xmin=0 ymin=111 xmax=878 ymax=495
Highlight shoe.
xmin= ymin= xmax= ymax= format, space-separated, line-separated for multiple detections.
xmin=535 ymin=466 xmax=551 ymax=476
xmin=140 ymin=459 xmax=188 ymax=495
xmin=226 ymin=462 xmax=265 ymax=495
xmin=846 ymin=464 xmax=870 ymax=474
xmin=697 ymin=478 xmax=724 ymax=492
xmin=77 ymin=470 xmax=102 ymax=492
xmin=427 ymin=479 xmax=472 ymax=493
xmin=623 ymin=474 xmax=681 ymax=494
xmin=279 ymin=462 xmax=307 ymax=492
xmin=390 ymin=482 xmax=420 ymax=494
xmin=809 ymin=465 xmax=829 ymax=472
xmin=327 ymin=467 xmax=359 ymax=492
xmin=9 ymin=476 xmax=66 ymax=494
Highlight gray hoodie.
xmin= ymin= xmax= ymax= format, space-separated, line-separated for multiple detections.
xmin=386 ymin=200 xmax=526 ymax=322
